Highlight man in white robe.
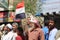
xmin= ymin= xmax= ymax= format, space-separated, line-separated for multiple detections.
xmin=3 ymin=23 xmax=18 ymax=40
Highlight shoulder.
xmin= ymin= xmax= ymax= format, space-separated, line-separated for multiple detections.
xmin=50 ymin=28 xmax=58 ymax=36
xmin=37 ymin=28 xmax=43 ymax=31
xmin=7 ymin=31 xmax=14 ymax=36
xmin=8 ymin=31 xmax=13 ymax=34
xmin=54 ymin=28 xmax=58 ymax=30
xmin=42 ymin=27 xmax=48 ymax=31
xmin=8 ymin=31 xmax=12 ymax=35
xmin=37 ymin=28 xmax=44 ymax=33
xmin=52 ymin=28 xmax=58 ymax=32
xmin=16 ymin=36 xmax=22 ymax=40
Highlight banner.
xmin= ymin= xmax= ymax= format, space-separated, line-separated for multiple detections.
xmin=3 ymin=11 xmax=8 ymax=22
xmin=8 ymin=12 xmax=15 ymax=22
xmin=0 ymin=18 xmax=3 ymax=22
xmin=0 ymin=12 xmax=4 ymax=22
xmin=0 ymin=12 xmax=4 ymax=18
xmin=41 ymin=0 xmax=60 ymax=14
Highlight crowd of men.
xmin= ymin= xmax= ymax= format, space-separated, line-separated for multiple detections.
xmin=0 ymin=17 xmax=60 ymax=40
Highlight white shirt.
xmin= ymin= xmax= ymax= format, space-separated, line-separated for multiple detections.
xmin=2 ymin=33 xmax=8 ymax=40
xmin=49 ymin=28 xmax=58 ymax=40
xmin=2 ymin=31 xmax=17 ymax=40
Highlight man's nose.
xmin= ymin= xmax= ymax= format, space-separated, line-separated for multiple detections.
xmin=49 ymin=23 xmax=52 ymax=25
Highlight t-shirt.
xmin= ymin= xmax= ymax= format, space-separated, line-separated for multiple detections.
xmin=4 ymin=31 xmax=17 ymax=40
xmin=16 ymin=36 xmax=22 ymax=40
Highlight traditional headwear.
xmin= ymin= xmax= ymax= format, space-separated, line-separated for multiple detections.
xmin=29 ymin=15 xmax=38 ymax=23
xmin=0 ymin=24 xmax=5 ymax=30
xmin=6 ymin=24 xmax=12 ymax=29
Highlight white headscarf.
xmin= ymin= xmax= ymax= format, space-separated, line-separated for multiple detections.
xmin=30 ymin=15 xmax=38 ymax=23
xmin=0 ymin=24 xmax=5 ymax=30
xmin=6 ymin=24 xmax=12 ymax=29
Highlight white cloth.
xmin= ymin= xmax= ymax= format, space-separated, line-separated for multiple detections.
xmin=2 ymin=31 xmax=17 ymax=40
xmin=6 ymin=24 xmax=12 ymax=29
xmin=1 ymin=32 xmax=9 ymax=40
xmin=49 ymin=28 xmax=58 ymax=40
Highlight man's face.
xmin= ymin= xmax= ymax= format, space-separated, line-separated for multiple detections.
xmin=48 ymin=20 xmax=54 ymax=29
xmin=4 ymin=26 xmax=8 ymax=31
xmin=27 ymin=17 xmax=31 ymax=24
xmin=12 ymin=25 xmax=17 ymax=32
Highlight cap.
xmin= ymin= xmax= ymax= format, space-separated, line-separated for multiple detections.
xmin=6 ymin=24 xmax=12 ymax=29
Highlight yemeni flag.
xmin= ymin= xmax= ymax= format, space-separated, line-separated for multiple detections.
xmin=15 ymin=0 xmax=25 ymax=19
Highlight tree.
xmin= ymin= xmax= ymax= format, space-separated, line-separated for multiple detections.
xmin=25 ymin=0 xmax=37 ymax=15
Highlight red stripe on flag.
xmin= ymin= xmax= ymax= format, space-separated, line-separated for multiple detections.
xmin=16 ymin=1 xmax=24 ymax=9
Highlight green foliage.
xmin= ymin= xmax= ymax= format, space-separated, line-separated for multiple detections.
xmin=13 ymin=0 xmax=22 ymax=10
xmin=25 ymin=0 xmax=37 ymax=15
xmin=13 ymin=0 xmax=37 ymax=15
xmin=0 ymin=0 xmax=37 ymax=15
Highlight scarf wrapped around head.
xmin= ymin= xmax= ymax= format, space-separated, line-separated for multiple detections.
xmin=29 ymin=15 xmax=40 ymax=28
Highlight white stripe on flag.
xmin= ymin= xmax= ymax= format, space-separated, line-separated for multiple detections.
xmin=15 ymin=7 xmax=25 ymax=15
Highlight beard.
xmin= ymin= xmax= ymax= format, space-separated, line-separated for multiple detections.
xmin=48 ymin=25 xmax=55 ymax=30
xmin=3 ymin=31 xmax=8 ymax=35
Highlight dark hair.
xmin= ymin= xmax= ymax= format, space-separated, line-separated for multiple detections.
xmin=44 ymin=20 xmax=49 ymax=26
xmin=48 ymin=19 xmax=55 ymax=24
xmin=17 ymin=27 xmax=25 ymax=40
xmin=48 ymin=18 xmax=56 ymax=27
xmin=17 ymin=27 xmax=23 ymax=33
xmin=48 ymin=17 xmax=55 ymax=22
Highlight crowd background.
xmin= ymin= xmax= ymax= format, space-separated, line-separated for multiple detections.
xmin=0 ymin=14 xmax=60 ymax=40
xmin=0 ymin=0 xmax=60 ymax=40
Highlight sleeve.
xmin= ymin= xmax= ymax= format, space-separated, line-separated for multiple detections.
xmin=16 ymin=36 xmax=22 ymax=40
